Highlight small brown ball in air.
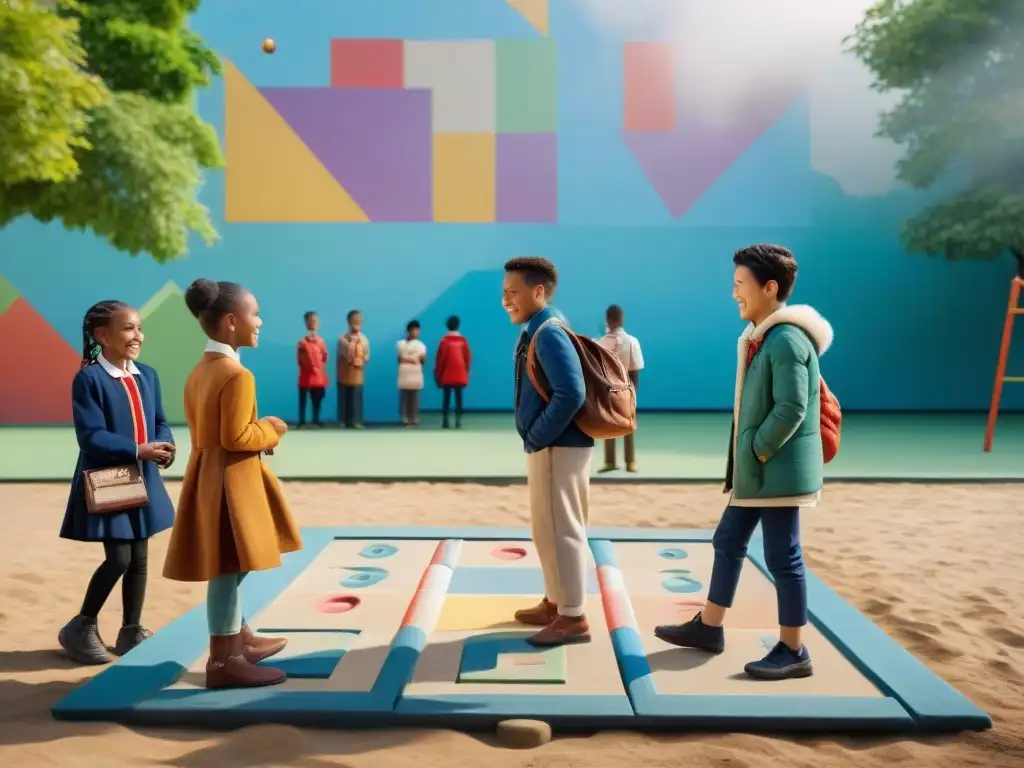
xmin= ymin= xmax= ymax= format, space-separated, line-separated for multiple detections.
xmin=262 ymin=38 xmax=276 ymax=54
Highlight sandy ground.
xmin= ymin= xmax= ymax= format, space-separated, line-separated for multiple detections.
xmin=1 ymin=481 xmax=1022 ymax=768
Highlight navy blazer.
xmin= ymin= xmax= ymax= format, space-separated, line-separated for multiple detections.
xmin=59 ymin=360 xmax=176 ymax=542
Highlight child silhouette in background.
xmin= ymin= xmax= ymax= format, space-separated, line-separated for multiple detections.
xmin=163 ymin=278 xmax=302 ymax=690
xmin=434 ymin=315 xmax=471 ymax=429
xmin=598 ymin=304 xmax=644 ymax=472
xmin=59 ymin=300 xmax=176 ymax=665
xmin=337 ymin=310 xmax=370 ymax=428
xmin=297 ymin=311 xmax=328 ymax=427
xmin=397 ymin=320 xmax=427 ymax=426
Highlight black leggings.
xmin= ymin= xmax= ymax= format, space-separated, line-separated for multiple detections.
xmin=80 ymin=539 xmax=149 ymax=626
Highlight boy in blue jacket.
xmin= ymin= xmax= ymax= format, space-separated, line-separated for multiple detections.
xmin=502 ymin=256 xmax=595 ymax=647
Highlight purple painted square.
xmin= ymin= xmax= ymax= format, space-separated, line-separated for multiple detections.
xmin=496 ymin=133 xmax=557 ymax=223
xmin=260 ymin=87 xmax=433 ymax=222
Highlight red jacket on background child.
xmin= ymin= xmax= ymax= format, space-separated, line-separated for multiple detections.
xmin=297 ymin=335 xmax=329 ymax=389
xmin=434 ymin=332 xmax=471 ymax=388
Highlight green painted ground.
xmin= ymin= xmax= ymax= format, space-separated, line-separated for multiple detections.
xmin=1 ymin=413 xmax=1021 ymax=482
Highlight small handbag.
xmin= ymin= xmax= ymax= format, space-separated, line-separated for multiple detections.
xmin=83 ymin=464 xmax=148 ymax=514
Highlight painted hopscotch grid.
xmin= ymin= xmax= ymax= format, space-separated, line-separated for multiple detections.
xmin=52 ymin=526 xmax=991 ymax=732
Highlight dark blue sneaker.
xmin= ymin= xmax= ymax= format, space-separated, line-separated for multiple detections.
xmin=744 ymin=641 xmax=813 ymax=680
xmin=653 ymin=612 xmax=725 ymax=654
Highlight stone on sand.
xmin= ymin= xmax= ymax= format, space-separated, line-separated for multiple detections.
xmin=496 ymin=719 xmax=552 ymax=749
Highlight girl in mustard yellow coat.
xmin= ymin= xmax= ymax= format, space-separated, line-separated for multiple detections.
xmin=163 ymin=279 xmax=303 ymax=690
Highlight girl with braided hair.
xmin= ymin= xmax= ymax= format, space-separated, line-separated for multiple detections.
xmin=58 ymin=301 xmax=177 ymax=665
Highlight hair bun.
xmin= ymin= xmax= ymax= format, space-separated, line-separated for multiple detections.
xmin=184 ymin=278 xmax=219 ymax=317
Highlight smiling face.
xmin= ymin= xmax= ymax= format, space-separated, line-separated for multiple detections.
xmin=502 ymin=271 xmax=546 ymax=325
xmin=94 ymin=308 xmax=144 ymax=363
xmin=733 ymin=265 xmax=778 ymax=324
xmin=225 ymin=291 xmax=262 ymax=348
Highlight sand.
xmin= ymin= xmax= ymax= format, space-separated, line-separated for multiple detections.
xmin=1 ymin=480 xmax=1022 ymax=768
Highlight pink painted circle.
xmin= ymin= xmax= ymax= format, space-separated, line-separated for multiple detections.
xmin=317 ymin=594 xmax=361 ymax=614
xmin=491 ymin=545 xmax=527 ymax=561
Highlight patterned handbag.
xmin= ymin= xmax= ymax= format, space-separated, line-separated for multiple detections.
xmin=83 ymin=464 xmax=149 ymax=514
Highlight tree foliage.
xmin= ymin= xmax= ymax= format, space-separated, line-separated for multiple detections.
xmin=0 ymin=0 xmax=224 ymax=262
xmin=848 ymin=0 xmax=1024 ymax=272
xmin=0 ymin=0 xmax=109 ymax=185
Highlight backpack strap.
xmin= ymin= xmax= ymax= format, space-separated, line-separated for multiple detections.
xmin=524 ymin=317 xmax=564 ymax=402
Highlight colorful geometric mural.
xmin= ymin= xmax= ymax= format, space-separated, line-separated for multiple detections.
xmin=137 ymin=283 xmax=208 ymax=424
xmin=0 ymin=275 xmax=79 ymax=424
xmin=227 ymin=37 xmax=558 ymax=223
xmin=622 ymin=42 xmax=804 ymax=219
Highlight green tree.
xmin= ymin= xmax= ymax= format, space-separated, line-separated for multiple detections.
xmin=848 ymin=0 xmax=1024 ymax=275
xmin=0 ymin=0 xmax=224 ymax=262
xmin=0 ymin=0 xmax=109 ymax=185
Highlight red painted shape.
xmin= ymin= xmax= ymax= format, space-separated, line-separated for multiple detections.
xmin=330 ymin=39 xmax=404 ymax=88
xmin=317 ymin=594 xmax=361 ymax=614
xmin=0 ymin=298 xmax=79 ymax=423
xmin=623 ymin=42 xmax=675 ymax=132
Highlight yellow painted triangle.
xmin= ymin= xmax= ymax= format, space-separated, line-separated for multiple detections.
xmin=223 ymin=59 xmax=369 ymax=222
xmin=506 ymin=0 xmax=548 ymax=36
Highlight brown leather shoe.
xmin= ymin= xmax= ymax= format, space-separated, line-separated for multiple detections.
xmin=240 ymin=624 xmax=287 ymax=664
xmin=527 ymin=614 xmax=592 ymax=647
xmin=205 ymin=633 xmax=287 ymax=690
xmin=514 ymin=597 xmax=558 ymax=627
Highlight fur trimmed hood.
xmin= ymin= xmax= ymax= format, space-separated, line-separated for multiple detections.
xmin=740 ymin=304 xmax=833 ymax=356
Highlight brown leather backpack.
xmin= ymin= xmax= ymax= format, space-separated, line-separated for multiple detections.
xmin=525 ymin=318 xmax=637 ymax=439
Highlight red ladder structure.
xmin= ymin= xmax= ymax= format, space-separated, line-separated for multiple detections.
xmin=984 ymin=277 xmax=1024 ymax=451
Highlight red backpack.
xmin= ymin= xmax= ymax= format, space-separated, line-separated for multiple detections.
xmin=525 ymin=318 xmax=637 ymax=439
xmin=820 ymin=377 xmax=841 ymax=463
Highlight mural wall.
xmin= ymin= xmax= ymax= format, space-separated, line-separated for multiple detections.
xmin=1 ymin=0 xmax=1021 ymax=424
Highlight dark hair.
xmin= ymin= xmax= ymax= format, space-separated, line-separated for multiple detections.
xmin=184 ymin=278 xmax=247 ymax=334
xmin=606 ymin=304 xmax=623 ymax=325
xmin=81 ymin=300 xmax=130 ymax=369
xmin=304 ymin=311 xmax=317 ymax=323
xmin=347 ymin=309 xmax=361 ymax=322
xmin=504 ymin=256 xmax=558 ymax=296
xmin=732 ymin=244 xmax=798 ymax=301
xmin=446 ymin=315 xmax=460 ymax=331
xmin=406 ymin=319 xmax=420 ymax=332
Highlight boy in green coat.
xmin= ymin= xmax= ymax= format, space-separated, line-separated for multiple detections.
xmin=655 ymin=244 xmax=834 ymax=680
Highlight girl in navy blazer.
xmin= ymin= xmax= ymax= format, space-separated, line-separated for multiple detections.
xmin=58 ymin=301 xmax=177 ymax=665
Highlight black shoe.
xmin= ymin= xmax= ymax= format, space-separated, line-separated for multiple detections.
xmin=58 ymin=615 xmax=114 ymax=665
xmin=744 ymin=641 xmax=813 ymax=680
xmin=653 ymin=611 xmax=726 ymax=654
xmin=113 ymin=624 xmax=153 ymax=656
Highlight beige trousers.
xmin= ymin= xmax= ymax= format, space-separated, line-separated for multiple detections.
xmin=526 ymin=446 xmax=593 ymax=617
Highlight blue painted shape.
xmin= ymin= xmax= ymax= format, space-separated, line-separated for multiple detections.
xmin=136 ymin=689 xmax=397 ymax=721
xmin=359 ymin=543 xmax=398 ymax=559
xmin=372 ymin=625 xmax=428 ymax=704
xmin=459 ymin=631 xmax=565 ymax=683
xmin=395 ymin=693 xmax=635 ymax=719
xmin=261 ymin=650 xmax=347 ymax=679
xmin=447 ymin=566 xmax=599 ymax=595
xmin=657 ymin=547 xmax=688 ymax=560
xmin=589 ymin=538 xmax=617 ymax=568
xmin=660 ymin=569 xmax=703 ymax=594
xmin=50 ymin=528 xmax=337 ymax=720
xmin=340 ymin=566 xmax=389 ymax=589
xmin=744 ymin=530 xmax=992 ymax=732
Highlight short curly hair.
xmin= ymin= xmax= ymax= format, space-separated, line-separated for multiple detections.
xmin=504 ymin=256 xmax=558 ymax=296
